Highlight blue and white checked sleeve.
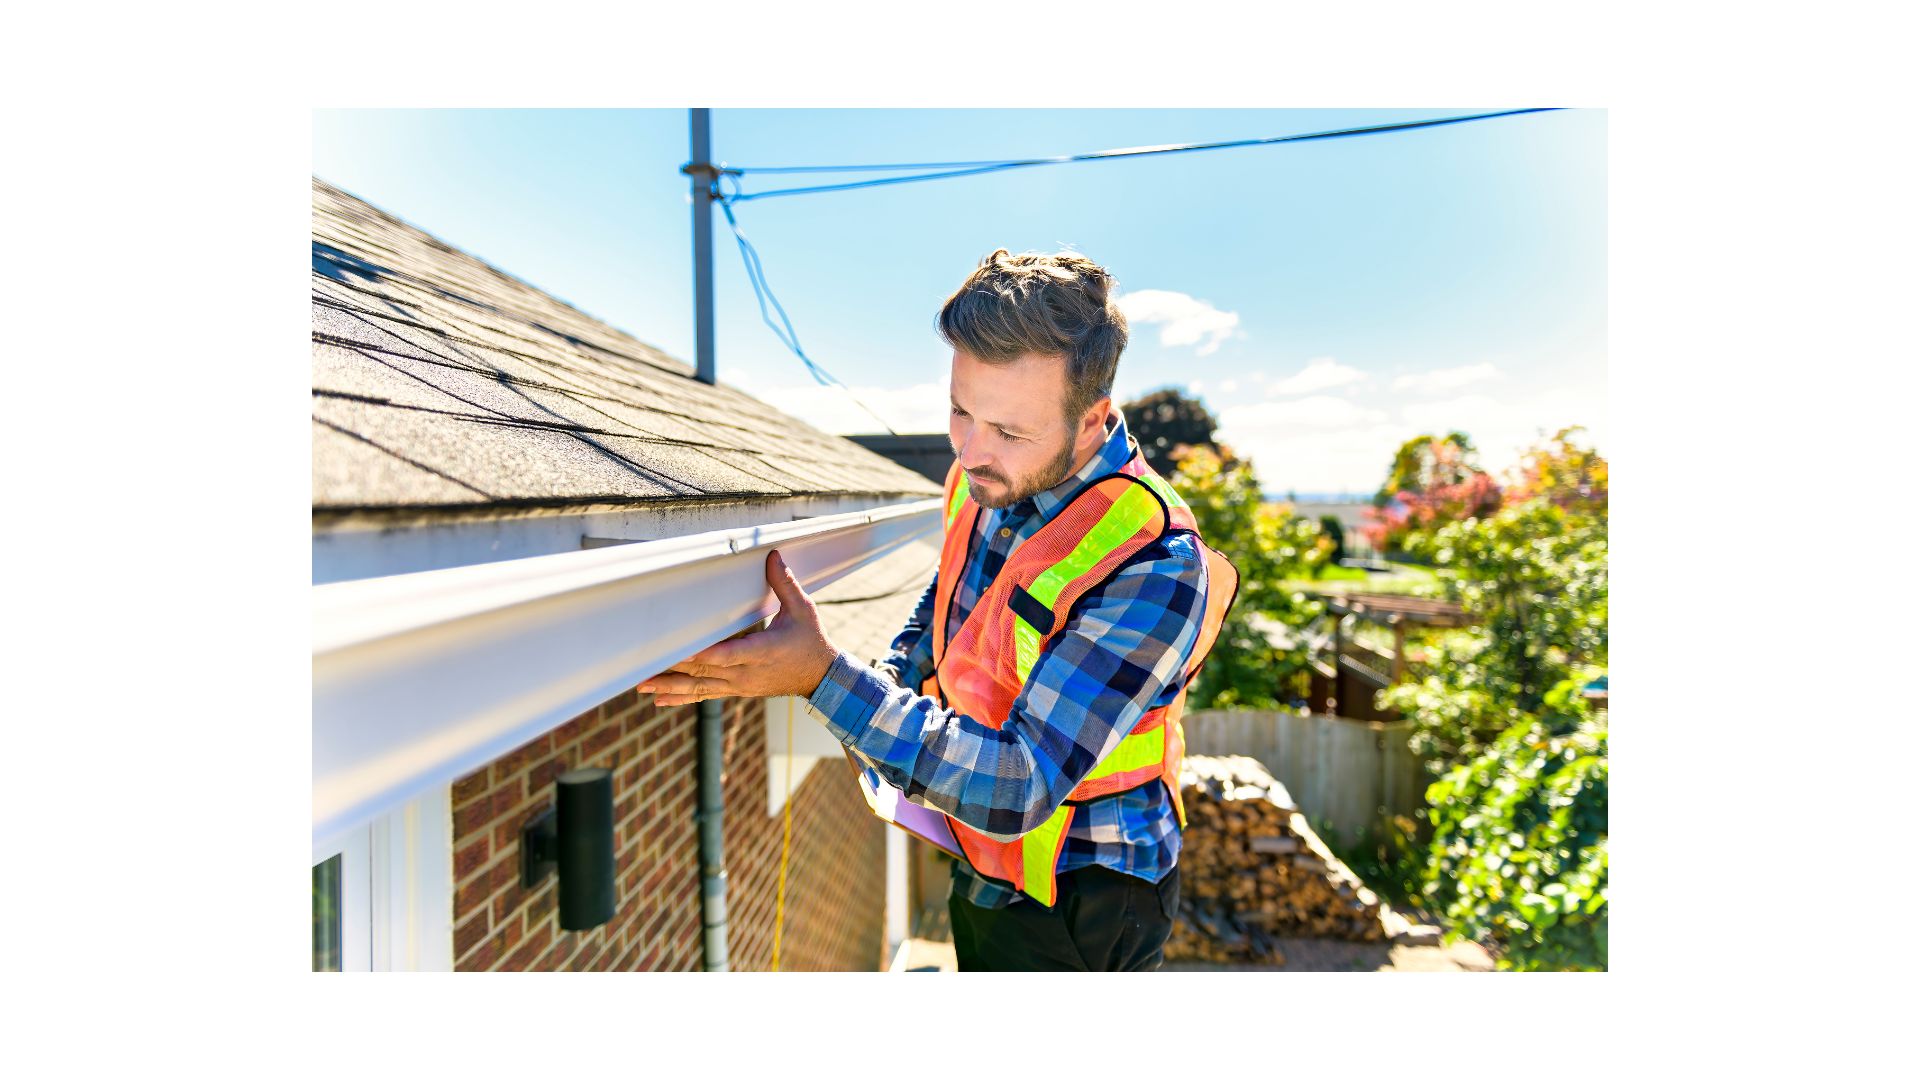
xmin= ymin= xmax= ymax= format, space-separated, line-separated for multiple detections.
xmin=876 ymin=574 xmax=939 ymax=690
xmin=807 ymin=535 xmax=1208 ymax=842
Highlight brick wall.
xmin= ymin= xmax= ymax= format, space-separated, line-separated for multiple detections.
xmin=449 ymin=686 xmax=887 ymax=971
xmin=721 ymin=702 xmax=889 ymax=972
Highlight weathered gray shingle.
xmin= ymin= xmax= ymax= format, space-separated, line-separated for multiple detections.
xmin=312 ymin=178 xmax=941 ymax=516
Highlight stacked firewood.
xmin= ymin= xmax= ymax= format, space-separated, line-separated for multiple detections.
xmin=1165 ymin=755 xmax=1388 ymax=965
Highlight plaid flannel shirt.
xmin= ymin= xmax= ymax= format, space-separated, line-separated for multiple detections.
xmin=807 ymin=411 xmax=1207 ymax=908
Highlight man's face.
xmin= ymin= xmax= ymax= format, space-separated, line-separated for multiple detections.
xmin=948 ymin=349 xmax=1079 ymax=510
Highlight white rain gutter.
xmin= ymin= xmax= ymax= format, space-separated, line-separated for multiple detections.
xmin=313 ymin=497 xmax=942 ymax=848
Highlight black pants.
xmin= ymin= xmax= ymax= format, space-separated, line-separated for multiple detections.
xmin=948 ymin=864 xmax=1181 ymax=971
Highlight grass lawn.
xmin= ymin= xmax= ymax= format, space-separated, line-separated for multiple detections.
xmin=1280 ymin=561 xmax=1441 ymax=597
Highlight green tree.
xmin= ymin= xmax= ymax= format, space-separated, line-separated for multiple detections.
xmin=1362 ymin=433 xmax=1502 ymax=557
xmin=1122 ymin=388 xmax=1224 ymax=476
xmin=1381 ymin=498 xmax=1607 ymax=768
xmin=1318 ymin=514 xmax=1346 ymax=562
xmin=1362 ymin=430 xmax=1609 ymax=970
xmin=1509 ymin=425 xmax=1608 ymax=521
xmin=1170 ymin=445 xmax=1329 ymax=709
xmin=1375 ymin=431 xmax=1480 ymax=504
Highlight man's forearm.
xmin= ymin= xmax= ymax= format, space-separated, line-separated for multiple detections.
xmin=811 ymin=650 xmax=1071 ymax=841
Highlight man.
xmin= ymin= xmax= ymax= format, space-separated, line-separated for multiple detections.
xmin=639 ymin=249 xmax=1234 ymax=971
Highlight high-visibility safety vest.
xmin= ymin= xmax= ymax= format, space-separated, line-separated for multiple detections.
xmin=854 ymin=446 xmax=1240 ymax=907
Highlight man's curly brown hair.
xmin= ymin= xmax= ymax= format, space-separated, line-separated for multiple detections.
xmin=936 ymin=249 xmax=1129 ymax=429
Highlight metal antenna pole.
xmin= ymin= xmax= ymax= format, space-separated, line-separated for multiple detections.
xmin=687 ymin=108 xmax=717 ymax=386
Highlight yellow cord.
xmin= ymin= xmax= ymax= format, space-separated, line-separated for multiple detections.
xmin=771 ymin=697 xmax=795 ymax=971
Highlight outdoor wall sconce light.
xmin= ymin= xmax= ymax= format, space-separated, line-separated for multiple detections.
xmin=520 ymin=767 xmax=616 ymax=932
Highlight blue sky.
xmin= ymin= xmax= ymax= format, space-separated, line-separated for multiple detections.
xmin=313 ymin=108 xmax=1605 ymax=496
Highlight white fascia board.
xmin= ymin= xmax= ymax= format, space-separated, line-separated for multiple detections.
xmin=312 ymin=492 xmax=923 ymax=585
xmin=313 ymin=497 xmax=941 ymax=845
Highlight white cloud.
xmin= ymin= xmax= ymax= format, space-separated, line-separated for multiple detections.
xmin=1391 ymin=362 xmax=1501 ymax=394
xmin=1265 ymin=357 xmax=1368 ymax=397
xmin=1213 ymin=386 xmax=1606 ymax=495
xmin=723 ymin=375 xmax=951 ymax=435
xmin=1216 ymin=396 xmax=1402 ymax=494
xmin=1114 ymin=289 xmax=1240 ymax=356
xmin=1221 ymin=395 xmax=1389 ymax=432
xmin=1399 ymin=390 xmax=1605 ymax=478
xmin=1218 ymin=379 xmax=1239 ymax=395
xmin=1398 ymin=393 xmax=1503 ymax=433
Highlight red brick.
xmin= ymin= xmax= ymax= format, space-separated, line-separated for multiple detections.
xmin=549 ymin=712 xmax=595 ymax=750
xmin=491 ymin=852 xmax=520 ymax=892
xmin=491 ymin=733 xmax=552 ymax=786
xmin=452 ymin=768 xmax=492 ymax=807
xmin=596 ymin=744 xmax=628 ymax=774
xmin=545 ymin=937 xmax=577 ymax=969
xmin=493 ymin=880 xmax=528 ymax=926
xmin=453 ymin=794 xmax=501 ymax=838
xmin=455 ymin=862 xmax=506 ymax=917
xmin=494 ymin=800 xmax=553 ymax=852
xmin=529 ymin=751 xmax=582 ymax=797
xmin=637 ymin=904 xmax=669 ymax=946
xmin=453 ymin=835 xmax=490 ymax=881
xmin=458 ymin=933 xmax=502 ymax=972
xmin=601 ymin=686 xmax=641 ymax=719
xmin=522 ymin=882 xmax=558 ymax=929
xmin=504 ymin=924 xmax=554 ymax=971
xmin=591 ymin=946 xmax=615 ymax=972
xmin=580 ymin=725 xmax=620 ymax=761
xmin=453 ymin=911 xmax=489 ymax=960
xmin=499 ymin=914 xmax=525 ymax=952
xmin=477 ymin=859 xmax=523 ymax=919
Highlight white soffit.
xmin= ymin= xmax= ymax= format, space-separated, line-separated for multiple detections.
xmin=313 ymin=497 xmax=941 ymax=844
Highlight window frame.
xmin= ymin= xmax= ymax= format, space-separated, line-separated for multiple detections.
xmin=312 ymin=785 xmax=453 ymax=971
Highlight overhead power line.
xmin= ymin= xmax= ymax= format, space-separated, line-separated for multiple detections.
xmin=719 ymin=108 xmax=1560 ymax=203
xmin=699 ymin=107 xmax=1564 ymax=436
xmin=716 ymin=195 xmax=900 ymax=435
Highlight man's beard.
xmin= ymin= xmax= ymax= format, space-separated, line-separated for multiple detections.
xmin=967 ymin=435 xmax=1077 ymax=510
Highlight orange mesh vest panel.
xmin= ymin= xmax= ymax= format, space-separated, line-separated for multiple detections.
xmin=892 ymin=449 xmax=1238 ymax=906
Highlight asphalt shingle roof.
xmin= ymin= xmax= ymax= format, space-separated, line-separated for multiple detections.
xmin=312 ymin=178 xmax=941 ymax=517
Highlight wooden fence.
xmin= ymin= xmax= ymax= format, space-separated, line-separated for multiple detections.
xmin=1180 ymin=708 xmax=1428 ymax=846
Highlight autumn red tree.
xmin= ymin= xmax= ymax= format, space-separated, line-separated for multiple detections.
xmin=1362 ymin=434 xmax=1503 ymax=554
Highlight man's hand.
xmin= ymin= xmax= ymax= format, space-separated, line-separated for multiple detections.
xmin=636 ymin=549 xmax=841 ymax=707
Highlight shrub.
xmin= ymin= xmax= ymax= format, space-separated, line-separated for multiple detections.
xmin=1421 ymin=677 xmax=1608 ymax=971
xmin=1381 ymin=497 xmax=1607 ymax=770
xmin=1170 ymin=445 xmax=1328 ymax=709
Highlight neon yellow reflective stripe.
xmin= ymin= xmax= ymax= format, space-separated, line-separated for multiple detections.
xmin=1020 ymin=804 xmax=1074 ymax=906
xmin=1013 ymin=618 xmax=1042 ymax=683
xmin=1027 ymin=483 xmax=1159 ymax=609
xmin=1082 ymin=724 xmax=1166 ymax=783
xmin=1138 ymin=471 xmax=1188 ymax=510
xmin=946 ymin=472 xmax=970 ymax=528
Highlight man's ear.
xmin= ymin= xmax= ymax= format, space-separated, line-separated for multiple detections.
xmin=1080 ymin=397 xmax=1111 ymax=444
xmin=1075 ymin=399 xmax=1121 ymax=457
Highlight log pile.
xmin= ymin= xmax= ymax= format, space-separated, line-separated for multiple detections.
xmin=1165 ymin=755 xmax=1389 ymax=965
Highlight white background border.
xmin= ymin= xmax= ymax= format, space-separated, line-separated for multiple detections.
xmin=8 ymin=0 xmax=1909 ymax=1074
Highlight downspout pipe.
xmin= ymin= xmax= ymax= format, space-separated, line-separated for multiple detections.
xmin=688 ymin=107 xmax=727 ymax=971
xmin=697 ymin=697 xmax=728 ymax=971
